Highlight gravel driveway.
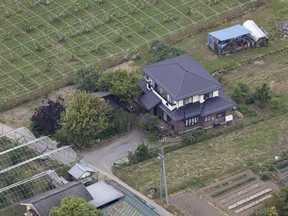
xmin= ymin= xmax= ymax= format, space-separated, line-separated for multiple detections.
xmin=77 ymin=125 xmax=147 ymax=174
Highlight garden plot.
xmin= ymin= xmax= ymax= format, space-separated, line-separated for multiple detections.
xmin=170 ymin=192 xmax=224 ymax=216
xmin=199 ymin=170 xmax=278 ymax=216
xmin=0 ymin=0 xmax=262 ymax=109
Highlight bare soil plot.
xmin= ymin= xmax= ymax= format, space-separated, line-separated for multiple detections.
xmin=170 ymin=192 xmax=224 ymax=216
xmin=200 ymin=170 xmax=278 ymax=216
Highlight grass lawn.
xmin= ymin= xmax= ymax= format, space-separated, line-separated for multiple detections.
xmin=114 ymin=113 xmax=288 ymax=195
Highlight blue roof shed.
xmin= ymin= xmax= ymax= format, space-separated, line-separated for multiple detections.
xmin=208 ymin=24 xmax=251 ymax=41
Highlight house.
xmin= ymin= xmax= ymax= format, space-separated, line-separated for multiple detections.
xmin=68 ymin=162 xmax=96 ymax=180
xmin=242 ymin=20 xmax=268 ymax=47
xmin=20 ymin=182 xmax=93 ymax=216
xmin=138 ymin=54 xmax=236 ymax=134
xmin=207 ymin=24 xmax=253 ymax=55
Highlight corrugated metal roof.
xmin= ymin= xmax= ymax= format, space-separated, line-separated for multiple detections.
xmin=68 ymin=162 xmax=95 ymax=180
xmin=20 ymin=182 xmax=93 ymax=216
xmin=141 ymin=54 xmax=222 ymax=100
xmin=102 ymin=194 xmax=159 ymax=216
xmin=208 ymin=24 xmax=251 ymax=41
xmin=87 ymin=181 xmax=125 ymax=208
xmin=139 ymin=91 xmax=161 ymax=110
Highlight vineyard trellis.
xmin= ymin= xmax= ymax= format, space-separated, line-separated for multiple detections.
xmin=0 ymin=127 xmax=77 ymax=211
xmin=0 ymin=0 xmax=264 ymax=109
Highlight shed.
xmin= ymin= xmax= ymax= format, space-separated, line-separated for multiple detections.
xmin=243 ymin=20 xmax=268 ymax=46
xmin=68 ymin=162 xmax=96 ymax=180
xmin=208 ymin=24 xmax=253 ymax=55
xmin=92 ymin=91 xmax=120 ymax=109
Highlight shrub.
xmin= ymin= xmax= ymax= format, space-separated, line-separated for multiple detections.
xmin=232 ymin=82 xmax=250 ymax=103
xmin=260 ymin=172 xmax=271 ymax=181
xmin=181 ymin=129 xmax=206 ymax=145
xmin=75 ymin=66 xmax=103 ymax=92
xmin=130 ymin=143 xmax=151 ymax=164
xmin=149 ymin=40 xmax=185 ymax=63
xmin=238 ymin=104 xmax=257 ymax=117
xmin=139 ymin=113 xmax=158 ymax=131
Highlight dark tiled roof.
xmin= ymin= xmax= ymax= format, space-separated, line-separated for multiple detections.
xmin=139 ymin=91 xmax=162 ymax=110
xmin=138 ymin=78 xmax=149 ymax=93
xmin=20 ymin=182 xmax=93 ymax=216
xmin=159 ymin=102 xmax=202 ymax=121
xmin=201 ymin=94 xmax=236 ymax=116
xmin=102 ymin=194 xmax=159 ymax=216
xmin=159 ymin=95 xmax=236 ymax=121
xmin=141 ymin=54 xmax=222 ymax=100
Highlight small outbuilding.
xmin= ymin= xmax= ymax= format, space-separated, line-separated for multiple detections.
xmin=242 ymin=20 xmax=268 ymax=47
xmin=68 ymin=162 xmax=96 ymax=180
xmin=92 ymin=91 xmax=120 ymax=109
xmin=20 ymin=182 xmax=93 ymax=216
xmin=208 ymin=24 xmax=253 ymax=55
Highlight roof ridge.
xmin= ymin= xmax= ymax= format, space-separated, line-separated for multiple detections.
xmin=76 ymin=162 xmax=87 ymax=172
xmin=32 ymin=182 xmax=80 ymax=204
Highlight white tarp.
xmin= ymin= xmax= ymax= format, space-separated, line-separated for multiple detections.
xmin=243 ymin=20 xmax=268 ymax=41
xmin=225 ymin=115 xmax=233 ymax=122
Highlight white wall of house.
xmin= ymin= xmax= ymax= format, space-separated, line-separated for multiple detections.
xmin=144 ymin=77 xmax=220 ymax=110
xmin=213 ymin=90 xmax=219 ymax=97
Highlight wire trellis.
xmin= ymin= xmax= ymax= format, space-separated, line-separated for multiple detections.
xmin=0 ymin=0 xmax=262 ymax=107
xmin=0 ymin=128 xmax=77 ymax=211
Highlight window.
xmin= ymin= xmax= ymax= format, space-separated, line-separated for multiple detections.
xmin=216 ymin=112 xmax=225 ymax=118
xmin=167 ymin=95 xmax=176 ymax=105
xmin=205 ymin=115 xmax=212 ymax=122
xmin=185 ymin=116 xmax=199 ymax=127
xmin=204 ymin=92 xmax=213 ymax=100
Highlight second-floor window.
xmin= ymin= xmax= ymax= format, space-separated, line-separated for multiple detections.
xmin=204 ymin=92 xmax=213 ymax=100
xmin=167 ymin=96 xmax=176 ymax=106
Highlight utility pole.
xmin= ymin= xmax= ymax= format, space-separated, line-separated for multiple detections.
xmin=158 ymin=147 xmax=169 ymax=206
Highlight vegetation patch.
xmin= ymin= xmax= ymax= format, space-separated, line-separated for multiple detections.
xmin=211 ymin=177 xmax=256 ymax=197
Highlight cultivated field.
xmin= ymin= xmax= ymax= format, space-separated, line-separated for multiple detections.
xmin=0 ymin=0 xmax=261 ymax=109
xmin=114 ymin=113 xmax=288 ymax=195
xmin=200 ymin=170 xmax=278 ymax=216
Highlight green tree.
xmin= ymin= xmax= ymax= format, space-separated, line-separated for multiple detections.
xmin=149 ymin=40 xmax=185 ymax=62
xmin=254 ymin=83 xmax=271 ymax=103
xmin=98 ymin=70 xmax=142 ymax=102
xmin=232 ymin=82 xmax=250 ymax=103
xmin=63 ymin=92 xmax=111 ymax=148
xmin=49 ymin=196 xmax=101 ymax=216
xmin=130 ymin=143 xmax=151 ymax=163
xmin=75 ymin=66 xmax=103 ymax=92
